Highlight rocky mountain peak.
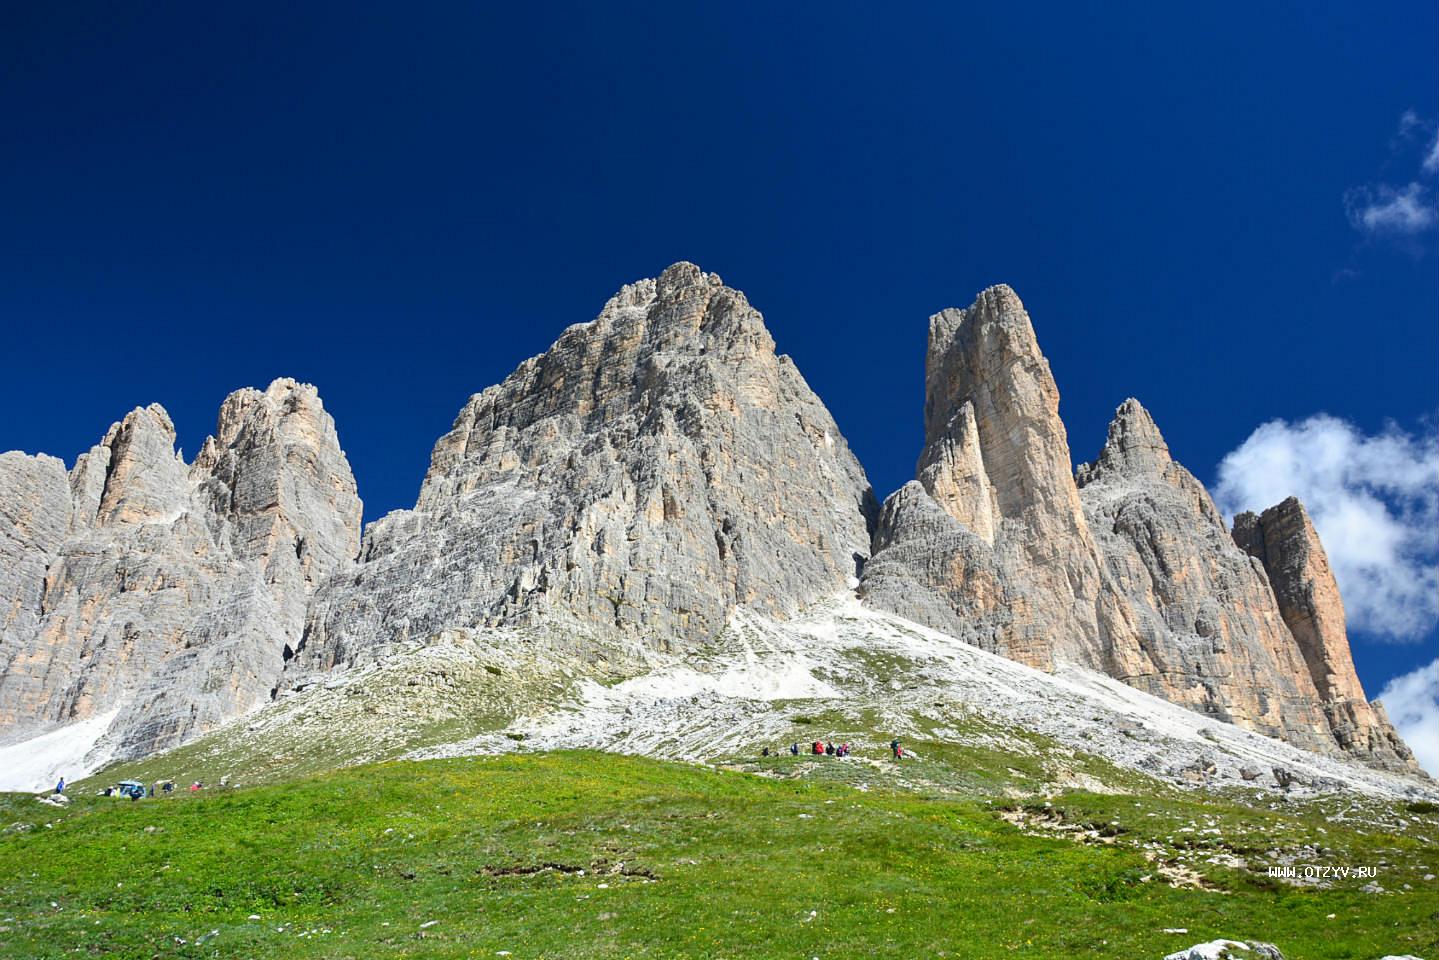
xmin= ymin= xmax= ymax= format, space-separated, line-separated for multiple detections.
xmin=864 ymin=283 xmax=1418 ymax=772
xmin=296 ymin=265 xmax=876 ymax=673
xmin=1076 ymin=398 xmax=1173 ymax=484
xmin=1232 ymin=498 xmax=1418 ymax=772
xmin=923 ymin=284 xmax=1048 ymax=460
xmin=94 ymin=403 xmax=188 ymax=526
xmin=193 ymin=377 xmax=361 ymax=608
xmin=0 ymin=269 xmax=1422 ymax=782
xmin=0 ymin=378 xmax=361 ymax=761
xmin=198 ymin=378 xmax=333 ymax=456
xmin=864 ymin=285 xmax=1106 ymax=671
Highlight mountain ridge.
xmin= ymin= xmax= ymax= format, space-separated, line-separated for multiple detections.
xmin=0 ymin=264 xmax=1422 ymax=787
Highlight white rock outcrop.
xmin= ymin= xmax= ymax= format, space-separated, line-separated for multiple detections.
xmin=0 ymin=379 xmax=360 ymax=761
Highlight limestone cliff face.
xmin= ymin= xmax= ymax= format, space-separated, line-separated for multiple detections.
xmin=1233 ymin=499 xmax=1418 ymax=772
xmin=1 ymin=269 xmax=1418 ymax=777
xmin=293 ymin=263 xmax=876 ymax=673
xmin=862 ymin=286 xmax=1416 ymax=770
xmin=0 ymin=453 xmax=72 ymax=705
xmin=193 ymin=382 xmax=363 ymax=641
xmin=1076 ymin=399 xmax=1337 ymax=754
xmin=861 ymin=285 xmax=1107 ymax=670
xmin=0 ymin=379 xmax=360 ymax=758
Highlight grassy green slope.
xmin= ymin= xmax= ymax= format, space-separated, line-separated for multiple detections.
xmin=3 ymin=753 xmax=1435 ymax=959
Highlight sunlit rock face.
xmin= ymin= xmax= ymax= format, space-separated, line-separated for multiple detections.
xmin=862 ymin=286 xmax=1418 ymax=771
xmin=292 ymin=262 xmax=878 ymax=673
xmin=0 ymin=268 xmax=1419 ymax=777
xmin=0 ymin=380 xmax=360 ymax=759
xmin=1232 ymin=498 xmax=1419 ymax=773
xmin=862 ymin=285 xmax=1109 ymax=670
xmin=1077 ymin=399 xmax=1337 ymax=754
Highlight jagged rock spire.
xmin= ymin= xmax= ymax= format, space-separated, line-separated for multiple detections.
xmin=1077 ymin=398 xmax=1340 ymax=754
xmin=917 ymin=400 xmax=997 ymax=544
xmin=94 ymin=404 xmax=189 ymax=525
xmin=863 ymin=284 xmax=1106 ymax=670
xmin=1234 ymin=498 xmax=1419 ymax=772
xmin=1076 ymin=397 xmax=1172 ymax=482
xmin=0 ymin=379 xmax=361 ymax=761
xmin=864 ymin=290 xmax=1421 ymax=773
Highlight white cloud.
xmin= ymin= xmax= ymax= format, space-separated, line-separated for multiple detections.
xmin=1344 ymin=111 xmax=1439 ymax=239
xmin=1377 ymin=657 xmax=1439 ymax=775
xmin=1214 ymin=415 xmax=1439 ymax=641
xmin=1345 ymin=182 xmax=1437 ymax=236
xmin=1398 ymin=108 xmax=1439 ymax=172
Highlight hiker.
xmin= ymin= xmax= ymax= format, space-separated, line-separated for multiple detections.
xmin=162 ymin=780 xmax=174 ymax=794
xmin=190 ymin=781 xmax=201 ymax=793
xmin=813 ymin=741 xmax=822 ymax=755
xmin=790 ymin=743 xmax=799 ymax=756
xmin=762 ymin=747 xmax=770 ymax=757
xmin=890 ymin=738 xmax=901 ymax=759
xmin=55 ymin=777 xmax=65 ymax=794
xmin=824 ymin=741 xmax=834 ymax=756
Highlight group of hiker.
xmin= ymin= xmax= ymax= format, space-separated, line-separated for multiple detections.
xmin=800 ymin=740 xmax=853 ymax=757
xmin=760 ymin=737 xmax=907 ymax=760
xmin=91 ymin=777 xmax=222 ymax=800
xmin=99 ymin=780 xmax=177 ymax=800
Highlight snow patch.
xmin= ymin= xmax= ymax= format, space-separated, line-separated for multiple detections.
xmin=0 ymin=710 xmax=119 ymax=792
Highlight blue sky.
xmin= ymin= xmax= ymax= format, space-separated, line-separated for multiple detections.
xmin=2 ymin=4 xmax=1435 ymax=717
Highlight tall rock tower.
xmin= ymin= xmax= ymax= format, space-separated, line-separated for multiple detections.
xmin=861 ymin=285 xmax=1418 ymax=771
xmin=860 ymin=285 xmax=1108 ymax=669
xmin=1232 ymin=498 xmax=1417 ymax=770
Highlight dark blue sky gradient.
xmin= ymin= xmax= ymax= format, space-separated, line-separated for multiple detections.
xmin=2 ymin=4 xmax=1435 ymax=693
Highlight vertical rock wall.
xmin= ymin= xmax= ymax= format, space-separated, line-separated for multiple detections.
xmin=0 ymin=380 xmax=360 ymax=758
xmin=861 ymin=285 xmax=1420 ymax=771
xmin=861 ymin=285 xmax=1107 ymax=670
xmin=1233 ymin=499 xmax=1418 ymax=771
